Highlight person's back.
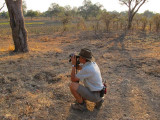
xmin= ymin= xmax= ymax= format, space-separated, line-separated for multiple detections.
xmin=77 ymin=61 xmax=103 ymax=91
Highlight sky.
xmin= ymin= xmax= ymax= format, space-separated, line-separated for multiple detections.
xmin=0 ymin=0 xmax=160 ymax=13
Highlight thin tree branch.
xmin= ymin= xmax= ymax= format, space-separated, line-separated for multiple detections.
xmin=0 ymin=3 xmax=5 ymax=11
xmin=122 ymin=1 xmax=129 ymax=7
xmin=131 ymin=1 xmax=139 ymax=13
xmin=133 ymin=0 xmax=147 ymax=16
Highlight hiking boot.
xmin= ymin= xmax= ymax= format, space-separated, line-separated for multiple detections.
xmin=95 ymin=99 xmax=104 ymax=109
xmin=71 ymin=102 xmax=87 ymax=111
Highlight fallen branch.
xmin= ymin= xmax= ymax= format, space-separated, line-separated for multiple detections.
xmin=0 ymin=3 xmax=5 ymax=11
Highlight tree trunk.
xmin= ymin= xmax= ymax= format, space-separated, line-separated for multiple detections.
xmin=5 ymin=0 xmax=28 ymax=52
xmin=156 ymin=23 xmax=159 ymax=32
xmin=128 ymin=20 xmax=132 ymax=30
xmin=149 ymin=23 xmax=152 ymax=32
xmin=105 ymin=21 xmax=110 ymax=32
xmin=116 ymin=21 xmax=119 ymax=30
xmin=128 ymin=12 xmax=133 ymax=30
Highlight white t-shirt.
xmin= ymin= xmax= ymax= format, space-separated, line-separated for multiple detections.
xmin=76 ymin=62 xmax=103 ymax=91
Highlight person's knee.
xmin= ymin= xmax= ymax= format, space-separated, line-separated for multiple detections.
xmin=69 ymin=82 xmax=79 ymax=91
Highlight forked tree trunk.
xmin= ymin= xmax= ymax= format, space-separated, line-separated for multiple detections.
xmin=5 ymin=0 xmax=28 ymax=52
xmin=119 ymin=0 xmax=147 ymax=30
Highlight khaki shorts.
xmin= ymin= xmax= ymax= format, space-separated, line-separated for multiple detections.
xmin=77 ymin=84 xmax=102 ymax=102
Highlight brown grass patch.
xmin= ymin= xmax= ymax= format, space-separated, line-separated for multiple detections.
xmin=53 ymin=48 xmax=63 ymax=53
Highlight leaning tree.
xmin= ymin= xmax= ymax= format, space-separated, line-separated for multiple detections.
xmin=119 ymin=0 xmax=147 ymax=30
xmin=5 ymin=0 xmax=28 ymax=52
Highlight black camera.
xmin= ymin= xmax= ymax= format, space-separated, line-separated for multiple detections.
xmin=69 ymin=54 xmax=80 ymax=65
xmin=100 ymin=83 xmax=107 ymax=97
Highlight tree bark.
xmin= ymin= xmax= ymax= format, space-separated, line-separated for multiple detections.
xmin=128 ymin=15 xmax=133 ymax=30
xmin=5 ymin=0 xmax=28 ymax=52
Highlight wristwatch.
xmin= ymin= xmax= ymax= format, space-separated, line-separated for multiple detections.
xmin=72 ymin=65 xmax=76 ymax=67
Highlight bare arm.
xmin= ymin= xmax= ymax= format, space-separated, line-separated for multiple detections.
xmin=71 ymin=55 xmax=80 ymax=82
xmin=71 ymin=66 xmax=80 ymax=82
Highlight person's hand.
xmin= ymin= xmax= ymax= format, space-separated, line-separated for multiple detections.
xmin=71 ymin=55 xmax=76 ymax=65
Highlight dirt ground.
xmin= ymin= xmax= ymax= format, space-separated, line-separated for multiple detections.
xmin=0 ymin=31 xmax=160 ymax=120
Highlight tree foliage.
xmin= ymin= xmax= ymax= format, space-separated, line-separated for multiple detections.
xmin=101 ymin=12 xmax=114 ymax=31
xmin=78 ymin=0 xmax=103 ymax=19
xmin=48 ymin=3 xmax=64 ymax=19
xmin=140 ymin=16 xmax=147 ymax=31
xmin=143 ymin=10 xmax=154 ymax=18
xmin=26 ymin=10 xmax=40 ymax=20
xmin=1 ymin=0 xmax=160 ymax=33
xmin=152 ymin=14 xmax=160 ymax=32
xmin=0 ymin=11 xmax=9 ymax=18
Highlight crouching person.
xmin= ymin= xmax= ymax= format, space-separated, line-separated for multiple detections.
xmin=69 ymin=48 xmax=105 ymax=111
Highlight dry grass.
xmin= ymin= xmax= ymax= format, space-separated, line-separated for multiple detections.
xmin=144 ymin=42 xmax=160 ymax=58
xmin=0 ymin=28 xmax=160 ymax=119
xmin=53 ymin=48 xmax=63 ymax=53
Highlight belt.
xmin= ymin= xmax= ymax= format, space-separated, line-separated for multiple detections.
xmin=93 ymin=91 xmax=100 ymax=93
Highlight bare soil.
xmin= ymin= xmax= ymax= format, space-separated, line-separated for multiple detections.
xmin=0 ymin=31 xmax=160 ymax=120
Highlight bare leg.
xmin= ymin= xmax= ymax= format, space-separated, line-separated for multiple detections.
xmin=69 ymin=82 xmax=83 ymax=103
